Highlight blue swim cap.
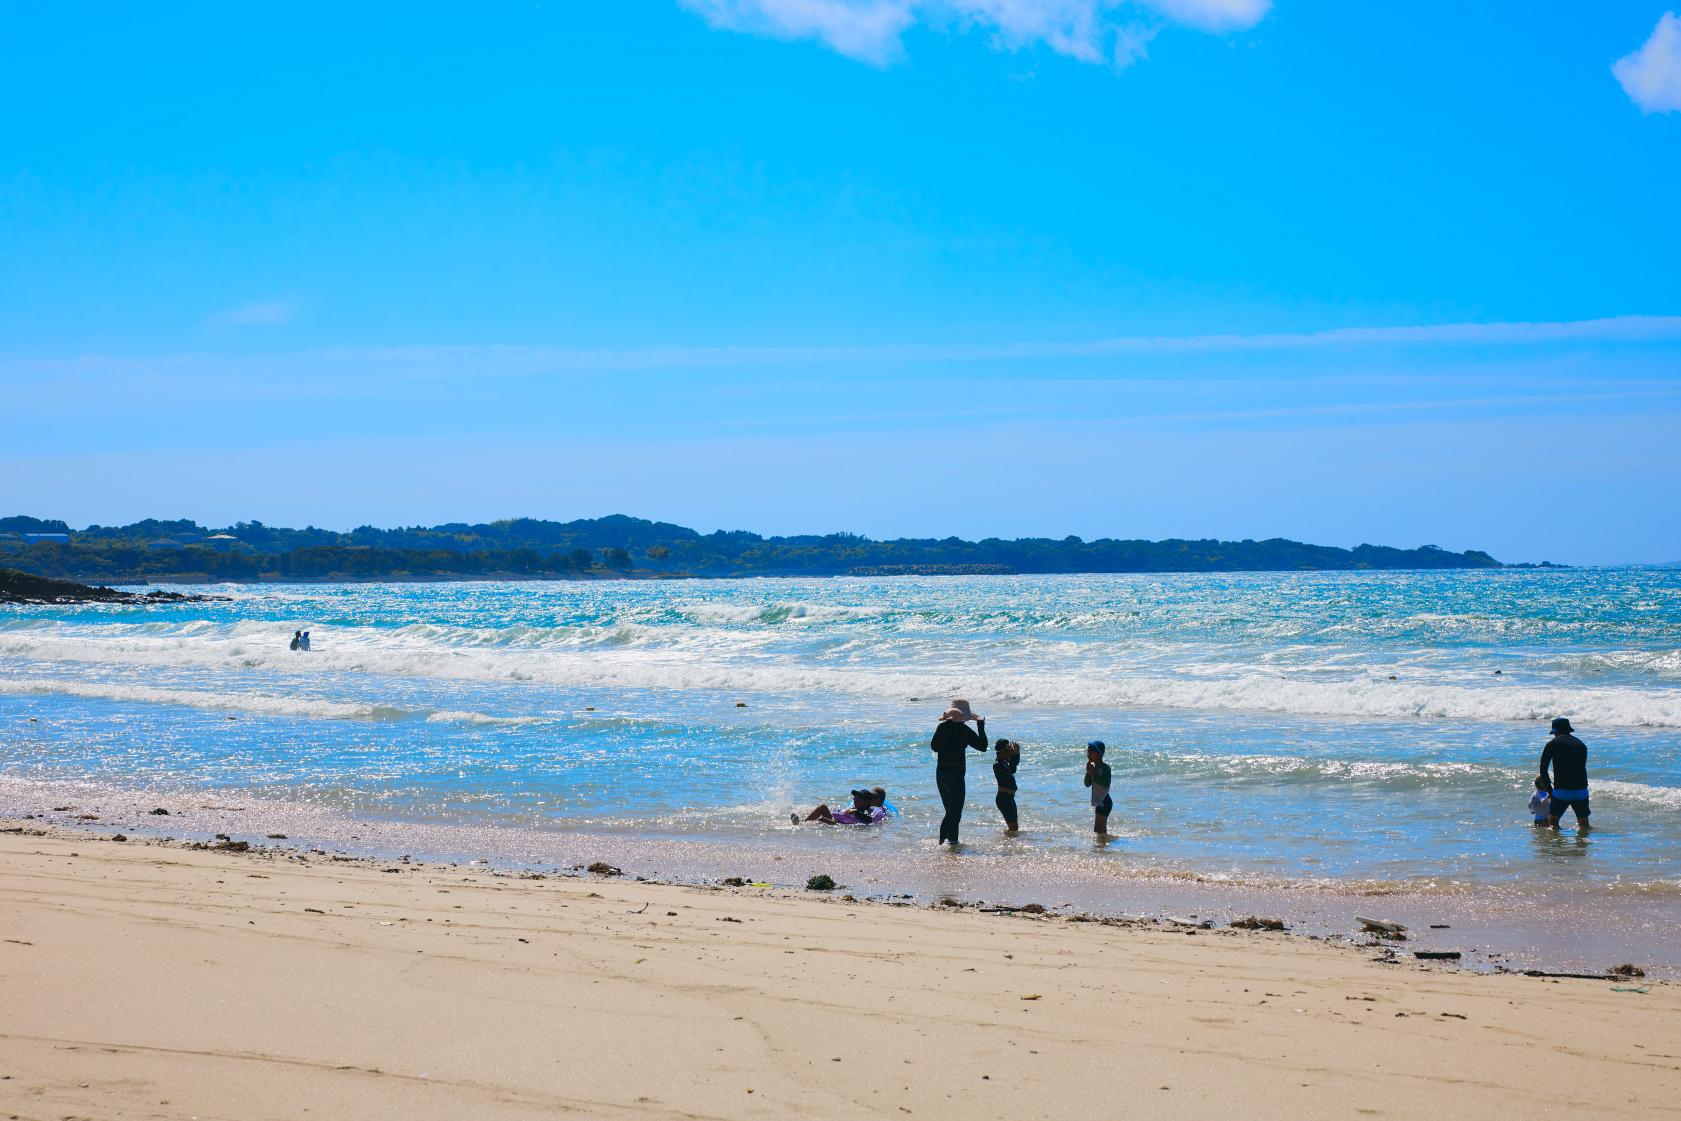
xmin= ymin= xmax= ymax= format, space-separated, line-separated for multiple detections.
xmin=1087 ymin=740 xmax=1106 ymax=755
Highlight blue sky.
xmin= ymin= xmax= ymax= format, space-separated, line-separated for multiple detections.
xmin=3 ymin=1 xmax=1679 ymax=563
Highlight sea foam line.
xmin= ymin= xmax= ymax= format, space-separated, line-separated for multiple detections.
xmin=4 ymin=628 xmax=1680 ymax=729
xmin=0 ymin=678 xmax=541 ymax=726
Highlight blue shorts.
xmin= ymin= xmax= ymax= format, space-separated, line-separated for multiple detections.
xmin=1094 ymin=794 xmax=1113 ymax=816
xmin=1549 ymin=789 xmax=1590 ymax=820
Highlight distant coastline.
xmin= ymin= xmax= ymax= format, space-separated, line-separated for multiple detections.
xmin=0 ymin=512 xmax=1528 ymax=586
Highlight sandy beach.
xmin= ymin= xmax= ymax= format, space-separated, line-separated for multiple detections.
xmin=2 ymin=822 xmax=1676 ymax=1121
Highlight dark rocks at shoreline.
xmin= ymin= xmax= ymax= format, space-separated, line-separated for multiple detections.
xmin=0 ymin=566 xmax=227 ymax=606
xmin=847 ymin=564 xmax=1017 ymax=577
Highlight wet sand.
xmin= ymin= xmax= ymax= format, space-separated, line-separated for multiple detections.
xmin=5 ymin=775 xmax=1679 ymax=979
xmin=2 ymin=820 xmax=1677 ymax=1121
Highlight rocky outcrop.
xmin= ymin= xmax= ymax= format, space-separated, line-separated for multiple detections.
xmin=0 ymin=567 xmax=224 ymax=605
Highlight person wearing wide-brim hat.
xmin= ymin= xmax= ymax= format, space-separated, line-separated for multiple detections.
xmin=1539 ymin=717 xmax=1591 ymax=830
xmin=930 ymin=699 xmax=988 ymax=845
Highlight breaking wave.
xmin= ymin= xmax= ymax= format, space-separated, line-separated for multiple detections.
xmin=3 ymin=622 xmax=1678 ymax=728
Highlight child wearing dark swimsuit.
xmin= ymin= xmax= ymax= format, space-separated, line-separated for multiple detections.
xmin=992 ymin=739 xmax=1020 ymax=832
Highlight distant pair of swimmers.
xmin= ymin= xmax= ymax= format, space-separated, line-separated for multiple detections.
xmin=288 ymin=630 xmax=312 ymax=652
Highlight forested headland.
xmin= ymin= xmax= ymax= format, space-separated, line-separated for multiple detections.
xmin=0 ymin=514 xmax=1508 ymax=584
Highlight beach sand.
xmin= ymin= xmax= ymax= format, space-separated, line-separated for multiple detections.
xmin=1 ymin=824 xmax=1676 ymax=1121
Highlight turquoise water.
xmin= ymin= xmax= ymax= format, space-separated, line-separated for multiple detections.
xmin=3 ymin=570 xmax=1679 ymax=896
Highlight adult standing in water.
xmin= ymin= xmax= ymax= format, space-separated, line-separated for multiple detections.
xmin=930 ymin=699 xmax=987 ymax=845
xmin=1539 ymin=717 xmax=1591 ymax=830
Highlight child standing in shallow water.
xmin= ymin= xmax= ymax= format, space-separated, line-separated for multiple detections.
xmin=992 ymin=740 xmax=1021 ymax=832
xmin=1084 ymin=740 xmax=1112 ymax=836
xmin=1529 ymin=776 xmax=1553 ymax=825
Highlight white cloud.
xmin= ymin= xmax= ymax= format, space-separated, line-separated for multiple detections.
xmin=1614 ymin=11 xmax=1681 ymax=113
xmin=1136 ymin=0 xmax=1269 ymax=33
xmin=681 ymin=0 xmax=916 ymax=64
xmin=679 ymin=0 xmax=1268 ymax=67
xmin=207 ymin=300 xmax=297 ymax=328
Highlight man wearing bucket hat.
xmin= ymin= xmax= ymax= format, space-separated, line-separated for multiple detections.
xmin=930 ymin=699 xmax=988 ymax=845
xmin=1538 ymin=717 xmax=1591 ymax=830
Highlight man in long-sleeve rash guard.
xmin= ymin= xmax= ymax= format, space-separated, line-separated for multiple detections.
xmin=1539 ymin=717 xmax=1591 ymax=829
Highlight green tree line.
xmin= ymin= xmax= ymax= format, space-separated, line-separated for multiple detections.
xmin=0 ymin=513 xmax=1505 ymax=583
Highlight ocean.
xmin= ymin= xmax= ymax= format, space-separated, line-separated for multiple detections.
xmin=4 ymin=569 xmax=1679 ymax=970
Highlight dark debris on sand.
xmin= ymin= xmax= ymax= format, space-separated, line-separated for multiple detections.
xmin=1231 ymin=916 xmax=1288 ymax=931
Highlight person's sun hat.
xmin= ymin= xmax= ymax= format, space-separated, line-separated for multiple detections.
xmin=1550 ymin=717 xmax=1574 ymax=734
xmin=947 ymin=698 xmax=980 ymax=722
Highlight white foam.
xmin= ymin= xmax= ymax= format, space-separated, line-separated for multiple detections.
xmin=4 ymin=615 xmax=1680 ymax=729
xmin=425 ymin=709 xmax=547 ymax=726
xmin=678 ymin=602 xmax=885 ymax=625
xmin=0 ymin=678 xmax=528 ymax=726
xmin=1592 ymin=779 xmax=1681 ymax=811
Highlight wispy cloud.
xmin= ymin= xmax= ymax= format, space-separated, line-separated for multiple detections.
xmin=678 ymin=0 xmax=1269 ymax=68
xmin=1614 ymin=11 xmax=1681 ymax=113
xmin=10 ymin=315 xmax=1681 ymax=381
xmin=206 ymin=300 xmax=297 ymax=329
xmin=331 ymin=313 xmax=1681 ymax=372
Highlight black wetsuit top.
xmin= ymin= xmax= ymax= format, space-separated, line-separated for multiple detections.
xmin=1539 ymin=733 xmax=1588 ymax=790
xmin=930 ymin=720 xmax=988 ymax=769
xmin=993 ymin=753 xmax=1018 ymax=792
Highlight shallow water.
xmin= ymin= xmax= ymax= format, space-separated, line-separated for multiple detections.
xmin=2 ymin=570 xmax=1678 ymax=908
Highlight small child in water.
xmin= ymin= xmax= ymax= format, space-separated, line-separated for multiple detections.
xmin=992 ymin=739 xmax=1021 ymax=833
xmin=1529 ymin=776 xmax=1553 ymax=825
xmin=1084 ymin=740 xmax=1112 ymax=836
